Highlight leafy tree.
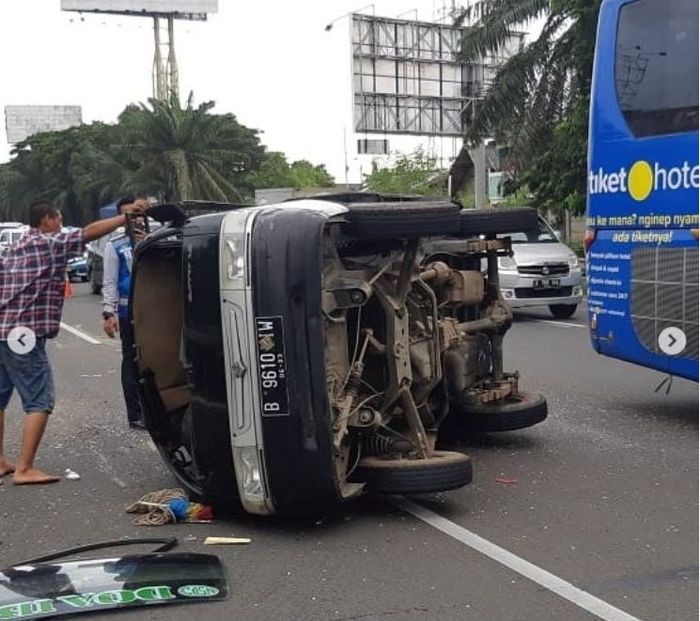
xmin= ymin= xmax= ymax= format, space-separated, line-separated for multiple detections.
xmin=246 ymin=152 xmax=293 ymax=188
xmin=0 ymin=127 xmax=90 ymax=223
xmin=366 ymin=148 xmax=446 ymax=195
xmin=246 ymin=151 xmax=335 ymax=189
xmin=0 ymin=93 xmax=336 ymax=224
xmin=522 ymin=98 xmax=589 ymax=216
xmin=457 ymin=0 xmax=602 ymax=215
xmin=0 ymin=94 xmax=266 ymax=223
xmin=117 ymin=93 xmax=264 ymax=202
xmin=289 ymin=160 xmax=334 ymax=188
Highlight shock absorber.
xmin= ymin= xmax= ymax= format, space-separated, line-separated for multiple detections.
xmin=334 ymin=362 xmax=363 ymax=426
xmin=361 ymin=432 xmax=412 ymax=456
xmin=332 ymin=332 xmax=371 ymax=452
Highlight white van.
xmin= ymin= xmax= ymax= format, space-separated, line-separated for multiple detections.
xmin=0 ymin=226 xmax=28 ymax=252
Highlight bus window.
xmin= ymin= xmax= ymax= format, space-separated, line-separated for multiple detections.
xmin=615 ymin=0 xmax=699 ymax=137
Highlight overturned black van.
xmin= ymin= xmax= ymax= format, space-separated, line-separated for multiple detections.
xmin=131 ymin=196 xmax=546 ymax=516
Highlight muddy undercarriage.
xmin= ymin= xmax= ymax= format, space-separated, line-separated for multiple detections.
xmin=322 ymin=232 xmax=526 ymax=497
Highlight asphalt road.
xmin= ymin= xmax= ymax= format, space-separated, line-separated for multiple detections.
xmin=1 ymin=285 xmax=697 ymax=621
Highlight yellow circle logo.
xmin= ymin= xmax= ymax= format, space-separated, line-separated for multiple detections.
xmin=628 ymin=160 xmax=653 ymax=201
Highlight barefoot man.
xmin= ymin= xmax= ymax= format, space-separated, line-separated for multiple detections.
xmin=0 ymin=199 xmax=149 ymax=485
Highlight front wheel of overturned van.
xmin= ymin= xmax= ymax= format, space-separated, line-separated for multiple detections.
xmin=353 ymin=450 xmax=472 ymax=495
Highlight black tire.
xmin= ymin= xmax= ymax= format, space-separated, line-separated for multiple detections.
xmin=549 ymin=304 xmax=577 ymax=319
xmin=354 ymin=450 xmax=472 ymax=495
xmin=450 ymin=392 xmax=547 ymax=433
xmin=342 ymin=201 xmax=461 ymax=239
xmin=459 ymin=207 xmax=538 ymax=236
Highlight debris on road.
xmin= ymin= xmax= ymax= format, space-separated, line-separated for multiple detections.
xmin=64 ymin=468 xmax=81 ymax=480
xmin=126 ymin=488 xmax=214 ymax=526
xmin=204 ymin=537 xmax=252 ymax=545
xmin=495 ymin=476 xmax=518 ymax=485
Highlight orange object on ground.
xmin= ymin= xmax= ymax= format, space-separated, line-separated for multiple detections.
xmin=495 ymin=477 xmax=518 ymax=485
xmin=64 ymin=279 xmax=73 ymax=298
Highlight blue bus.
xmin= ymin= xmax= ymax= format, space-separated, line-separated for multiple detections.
xmin=586 ymin=0 xmax=698 ymax=381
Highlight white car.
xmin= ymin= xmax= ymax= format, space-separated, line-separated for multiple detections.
xmin=0 ymin=226 xmax=28 ymax=252
xmin=497 ymin=217 xmax=584 ymax=319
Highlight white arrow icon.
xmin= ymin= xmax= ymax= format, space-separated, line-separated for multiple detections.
xmin=8 ymin=326 xmax=37 ymax=355
xmin=658 ymin=327 xmax=686 ymax=356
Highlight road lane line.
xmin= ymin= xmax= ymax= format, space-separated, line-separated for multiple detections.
xmin=529 ymin=319 xmax=586 ymax=329
xmin=60 ymin=322 xmax=101 ymax=344
xmin=394 ymin=498 xmax=644 ymax=621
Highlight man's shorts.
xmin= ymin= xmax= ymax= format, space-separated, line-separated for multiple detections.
xmin=0 ymin=338 xmax=54 ymax=413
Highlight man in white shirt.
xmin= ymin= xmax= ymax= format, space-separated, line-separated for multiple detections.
xmin=101 ymin=197 xmax=145 ymax=429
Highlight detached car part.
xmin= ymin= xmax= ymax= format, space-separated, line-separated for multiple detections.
xmin=0 ymin=553 xmax=227 ymax=619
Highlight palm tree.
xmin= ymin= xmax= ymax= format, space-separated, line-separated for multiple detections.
xmin=0 ymin=132 xmax=81 ymax=222
xmin=457 ymin=0 xmax=601 ymax=177
xmin=0 ymin=95 xmax=266 ymax=224
xmin=118 ymin=93 xmax=264 ymax=203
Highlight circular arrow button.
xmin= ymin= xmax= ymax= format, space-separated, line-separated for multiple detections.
xmin=658 ymin=327 xmax=686 ymax=356
xmin=8 ymin=326 xmax=37 ymax=355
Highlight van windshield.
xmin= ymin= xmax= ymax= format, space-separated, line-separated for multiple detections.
xmin=498 ymin=219 xmax=558 ymax=244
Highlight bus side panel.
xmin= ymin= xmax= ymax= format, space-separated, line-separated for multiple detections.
xmin=588 ymin=230 xmax=698 ymax=381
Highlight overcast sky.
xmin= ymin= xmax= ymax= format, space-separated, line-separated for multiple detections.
xmin=0 ymin=1 xmax=542 ymax=184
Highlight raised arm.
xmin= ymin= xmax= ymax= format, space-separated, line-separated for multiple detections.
xmin=82 ymin=200 xmax=149 ymax=243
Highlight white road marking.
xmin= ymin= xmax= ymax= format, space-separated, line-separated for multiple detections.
xmin=529 ymin=319 xmax=586 ymax=329
xmin=60 ymin=322 xmax=101 ymax=344
xmin=394 ymin=498 xmax=644 ymax=621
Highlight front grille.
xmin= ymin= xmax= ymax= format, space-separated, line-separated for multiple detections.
xmin=517 ymin=263 xmax=569 ymax=276
xmin=631 ymin=247 xmax=698 ymax=360
xmin=514 ymin=286 xmax=573 ymax=299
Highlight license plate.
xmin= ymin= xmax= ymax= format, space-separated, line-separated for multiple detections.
xmin=533 ymin=278 xmax=561 ymax=289
xmin=254 ymin=316 xmax=289 ymax=417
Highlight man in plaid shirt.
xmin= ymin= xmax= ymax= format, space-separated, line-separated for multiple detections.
xmin=0 ymin=200 xmax=148 ymax=485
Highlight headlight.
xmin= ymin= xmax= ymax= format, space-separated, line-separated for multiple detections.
xmin=233 ymin=447 xmax=265 ymax=502
xmin=568 ymin=255 xmax=579 ymax=269
xmin=222 ymin=211 xmax=248 ymax=281
xmin=498 ymin=255 xmax=517 ymax=271
xmin=225 ymin=238 xmax=245 ymax=279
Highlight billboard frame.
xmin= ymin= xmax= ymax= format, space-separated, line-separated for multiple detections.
xmin=351 ymin=13 xmax=524 ymax=138
xmin=60 ymin=0 xmax=217 ymax=20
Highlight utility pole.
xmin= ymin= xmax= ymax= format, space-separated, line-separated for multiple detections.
xmin=469 ymin=144 xmax=487 ymax=208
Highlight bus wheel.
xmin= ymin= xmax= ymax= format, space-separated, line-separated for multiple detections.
xmin=447 ymin=392 xmax=548 ymax=434
xmin=549 ymin=304 xmax=577 ymax=319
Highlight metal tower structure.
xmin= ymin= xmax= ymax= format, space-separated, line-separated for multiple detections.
xmin=61 ymin=1 xmax=218 ymax=101
xmin=152 ymin=14 xmax=180 ymax=100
